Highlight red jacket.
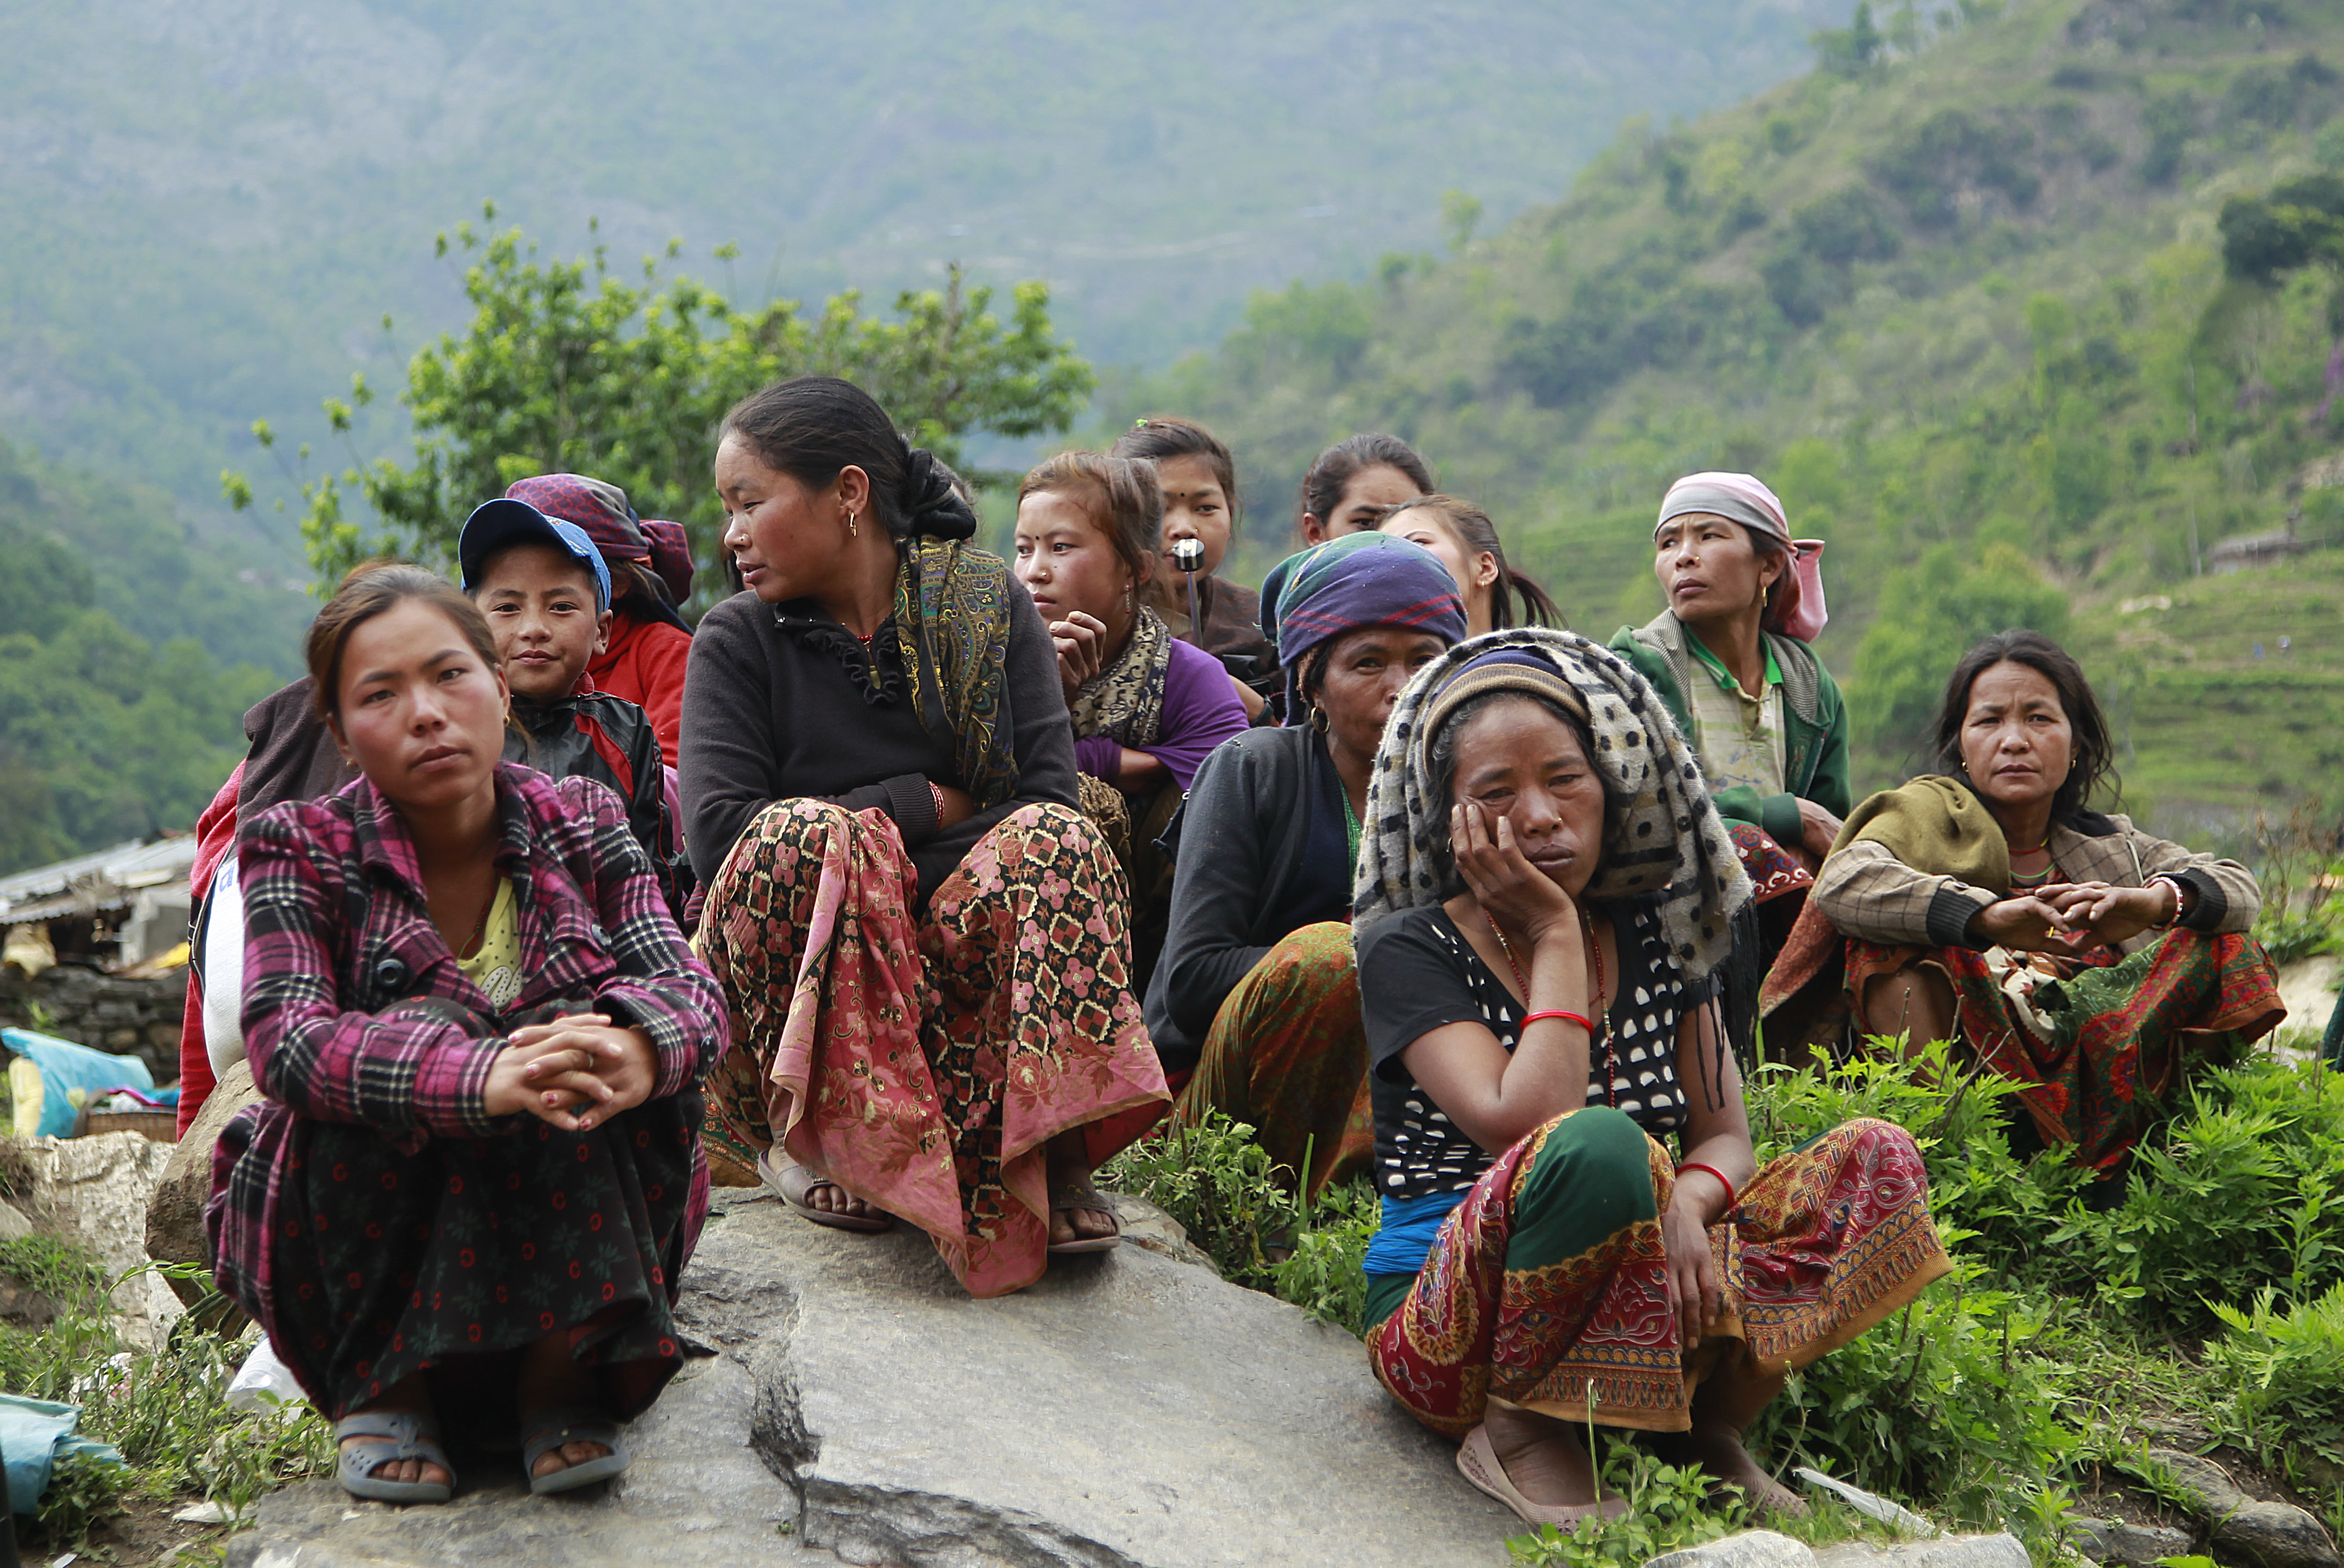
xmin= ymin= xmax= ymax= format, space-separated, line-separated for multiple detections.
xmin=589 ymin=613 xmax=692 ymax=768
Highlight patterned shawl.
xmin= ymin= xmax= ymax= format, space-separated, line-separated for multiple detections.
xmin=892 ymin=536 xmax=1023 ymax=810
xmin=1353 ymin=628 xmax=1752 ymax=992
xmin=1067 ymin=607 xmax=1174 ymax=749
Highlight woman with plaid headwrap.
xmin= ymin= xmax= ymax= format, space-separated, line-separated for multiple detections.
xmin=1352 ymin=629 xmax=1950 ymax=1533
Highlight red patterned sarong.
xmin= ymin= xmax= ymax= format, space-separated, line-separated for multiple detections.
xmin=1368 ymin=1108 xmax=1950 ymax=1436
xmin=695 ymin=800 xmax=1168 ymax=1297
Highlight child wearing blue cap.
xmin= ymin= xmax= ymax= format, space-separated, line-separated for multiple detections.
xmin=460 ymin=501 xmax=687 ymax=921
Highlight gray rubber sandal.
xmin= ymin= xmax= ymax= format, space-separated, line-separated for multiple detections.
xmin=761 ymin=1148 xmax=893 ymax=1233
xmin=522 ymin=1404 xmax=630 ymax=1495
xmin=1047 ymin=1178 xmax=1122 ymax=1254
xmin=335 ymin=1409 xmax=455 ymax=1505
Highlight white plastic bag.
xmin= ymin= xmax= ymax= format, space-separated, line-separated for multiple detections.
xmin=201 ymin=853 xmax=246 ymax=1077
xmin=226 ymin=1336 xmax=303 ymax=1414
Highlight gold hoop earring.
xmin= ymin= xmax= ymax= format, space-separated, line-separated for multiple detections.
xmin=1309 ymin=704 xmax=1331 ymax=735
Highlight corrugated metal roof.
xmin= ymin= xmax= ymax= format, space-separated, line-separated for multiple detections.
xmin=0 ymin=836 xmax=200 ymax=921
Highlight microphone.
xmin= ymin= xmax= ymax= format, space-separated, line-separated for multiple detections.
xmin=1169 ymin=537 xmax=1205 ymax=643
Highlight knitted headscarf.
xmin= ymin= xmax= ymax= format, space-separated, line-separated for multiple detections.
xmin=1260 ymin=532 xmax=1467 ymax=722
xmin=1354 ymin=628 xmax=1754 ymax=1003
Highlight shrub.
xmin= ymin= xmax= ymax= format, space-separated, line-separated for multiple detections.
xmin=2208 ymin=1282 xmax=2344 ymax=1486
xmin=1099 ymin=1111 xmax=1303 ymax=1291
xmin=1509 ymin=1433 xmax=1749 ymax=1567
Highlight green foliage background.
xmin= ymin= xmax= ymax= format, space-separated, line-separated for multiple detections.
xmin=1103 ymin=0 xmax=2344 ymax=840
xmin=0 ymin=442 xmax=291 ymax=872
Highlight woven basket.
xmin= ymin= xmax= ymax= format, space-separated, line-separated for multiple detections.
xmin=79 ymin=1107 xmax=178 ymax=1143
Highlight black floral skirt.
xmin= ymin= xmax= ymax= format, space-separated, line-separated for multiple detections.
xmin=267 ymin=1091 xmax=704 ymax=1420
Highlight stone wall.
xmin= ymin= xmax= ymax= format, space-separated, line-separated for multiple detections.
xmin=0 ymin=963 xmax=186 ymax=1085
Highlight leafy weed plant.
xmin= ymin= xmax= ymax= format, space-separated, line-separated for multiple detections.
xmin=1506 ymin=1428 xmax=1748 ymax=1567
xmin=0 ymin=1240 xmax=333 ymax=1549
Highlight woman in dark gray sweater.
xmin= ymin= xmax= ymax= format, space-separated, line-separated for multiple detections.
xmin=680 ymin=377 xmax=1167 ymax=1297
xmin=1142 ymin=532 xmax=1464 ymax=1197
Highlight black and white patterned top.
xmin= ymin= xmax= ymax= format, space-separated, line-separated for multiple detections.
xmin=1357 ymin=902 xmax=1704 ymax=1203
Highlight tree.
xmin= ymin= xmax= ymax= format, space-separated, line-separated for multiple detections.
xmin=1847 ymin=543 xmax=2070 ymax=781
xmin=230 ymin=207 xmax=1095 ymax=594
xmin=1812 ymin=2 xmax=1883 ymax=77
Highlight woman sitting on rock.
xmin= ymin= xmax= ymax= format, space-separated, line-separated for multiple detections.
xmin=1012 ymin=450 xmax=1249 ymax=989
xmin=1610 ymin=473 xmax=1846 ymax=959
xmin=681 ymin=376 xmax=1166 ymax=1291
xmin=1142 ymin=532 xmax=1466 ymax=1196
xmin=210 ymin=563 xmax=725 ymax=1505
xmin=1353 ymin=630 xmax=1950 ymax=1531
xmin=1373 ymin=493 xmax=1561 ymax=638
xmin=1763 ymin=629 xmax=2282 ymax=1175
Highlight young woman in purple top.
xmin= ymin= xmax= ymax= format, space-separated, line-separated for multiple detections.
xmin=1014 ymin=450 xmax=1249 ymax=989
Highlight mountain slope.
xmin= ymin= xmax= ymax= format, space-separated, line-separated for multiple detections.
xmin=1116 ymin=0 xmax=2344 ymax=838
xmin=1 ymin=0 xmax=1858 ymax=543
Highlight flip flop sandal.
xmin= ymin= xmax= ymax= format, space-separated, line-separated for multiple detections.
xmin=1047 ymin=1177 xmax=1122 ymax=1254
xmin=1454 ymin=1423 xmax=1629 ymax=1533
xmin=522 ymin=1404 xmax=630 ymax=1495
xmin=761 ymin=1148 xmax=893 ymax=1233
xmin=335 ymin=1408 xmax=455 ymax=1505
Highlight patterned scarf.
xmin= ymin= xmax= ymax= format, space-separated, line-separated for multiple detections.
xmin=1259 ymin=532 xmax=1468 ymax=721
xmin=1353 ymin=628 xmax=1752 ymax=992
xmin=892 ymin=537 xmax=1023 ymax=811
xmin=1067 ymin=607 xmax=1173 ymax=748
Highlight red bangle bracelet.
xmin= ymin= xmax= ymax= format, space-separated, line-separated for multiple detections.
xmin=929 ymin=781 xmax=946 ymax=824
xmin=1520 ymin=1009 xmax=1593 ymax=1032
xmin=1676 ymin=1162 xmax=1737 ymax=1214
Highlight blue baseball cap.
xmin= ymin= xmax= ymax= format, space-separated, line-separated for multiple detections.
xmin=457 ymin=499 xmax=613 ymax=613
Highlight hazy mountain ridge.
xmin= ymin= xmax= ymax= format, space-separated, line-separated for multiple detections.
xmin=3 ymin=0 xmax=1857 ymax=553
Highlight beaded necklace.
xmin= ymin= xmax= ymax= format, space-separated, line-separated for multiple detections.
xmin=1487 ymin=909 xmax=1615 ymax=1107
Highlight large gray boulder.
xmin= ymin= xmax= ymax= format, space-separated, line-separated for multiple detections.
xmin=232 ymin=1189 xmax=1516 ymax=1567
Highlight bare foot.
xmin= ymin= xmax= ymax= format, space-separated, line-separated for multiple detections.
xmin=340 ymin=1377 xmax=451 ymax=1489
xmin=1662 ymin=1425 xmax=1808 ymax=1519
xmin=517 ymin=1331 xmax=611 ymax=1482
xmin=1484 ymin=1403 xmax=1606 ymax=1509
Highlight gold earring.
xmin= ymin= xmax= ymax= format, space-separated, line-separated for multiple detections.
xmin=847 ymin=510 xmax=859 ymax=539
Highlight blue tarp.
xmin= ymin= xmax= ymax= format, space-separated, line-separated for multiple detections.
xmin=0 ymin=1393 xmax=124 ymax=1515
xmin=2 ymin=1026 xmax=154 ymax=1138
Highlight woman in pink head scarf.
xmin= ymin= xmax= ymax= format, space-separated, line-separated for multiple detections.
xmin=1608 ymin=473 xmax=1847 ymax=956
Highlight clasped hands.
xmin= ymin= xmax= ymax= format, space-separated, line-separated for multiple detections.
xmin=1969 ymin=879 xmax=2180 ymax=955
xmin=483 ymin=1013 xmax=658 ymax=1133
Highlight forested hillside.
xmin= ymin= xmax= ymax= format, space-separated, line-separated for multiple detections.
xmin=1115 ymin=0 xmax=2344 ymax=841
xmin=0 ymin=0 xmax=1857 ymax=532
xmin=0 ymin=443 xmax=283 ymax=870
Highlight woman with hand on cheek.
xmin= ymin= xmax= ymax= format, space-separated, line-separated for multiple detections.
xmin=209 ymin=563 xmax=724 ymax=1505
xmin=1352 ymin=633 xmax=1949 ymax=1535
xmin=1767 ymin=630 xmax=2282 ymax=1176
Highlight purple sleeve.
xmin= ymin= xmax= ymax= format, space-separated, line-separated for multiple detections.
xmin=1142 ymin=640 xmax=1251 ymax=791
xmin=1074 ymin=732 xmax=1124 ymax=781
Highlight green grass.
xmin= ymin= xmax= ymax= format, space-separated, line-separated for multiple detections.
xmin=0 ymin=1244 xmax=333 ymax=1552
xmin=1118 ymin=1042 xmax=2344 ymax=1566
